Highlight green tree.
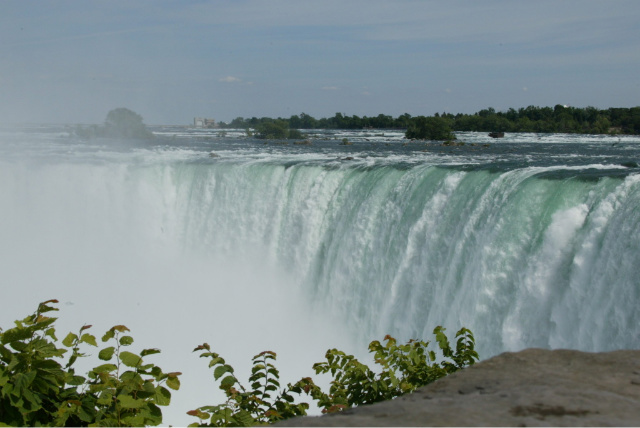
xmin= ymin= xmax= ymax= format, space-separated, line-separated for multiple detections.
xmin=394 ymin=113 xmax=412 ymax=129
xmin=255 ymin=120 xmax=305 ymax=140
xmin=103 ymin=108 xmax=154 ymax=139
xmin=255 ymin=120 xmax=288 ymax=139
xmin=405 ymin=116 xmax=455 ymax=140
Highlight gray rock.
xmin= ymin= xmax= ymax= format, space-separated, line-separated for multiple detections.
xmin=276 ymin=348 xmax=640 ymax=426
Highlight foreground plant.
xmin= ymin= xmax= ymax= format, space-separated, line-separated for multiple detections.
xmin=189 ymin=327 xmax=478 ymax=426
xmin=1 ymin=300 xmax=478 ymax=427
xmin=0 ymin=300 xmax=180 ymax=426
xmin=186 ymin=345 xmax=311 ymax=426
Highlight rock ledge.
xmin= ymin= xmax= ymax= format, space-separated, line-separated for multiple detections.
xmin=276 ymin=348 xmax=640 ymax=426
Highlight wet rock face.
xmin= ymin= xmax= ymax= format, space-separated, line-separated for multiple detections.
xmin=276 ymin=348 xmax=640 ymax=427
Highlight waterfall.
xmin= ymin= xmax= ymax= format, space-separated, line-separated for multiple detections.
xmin=1 ymin=133 xmax=639 ymax=424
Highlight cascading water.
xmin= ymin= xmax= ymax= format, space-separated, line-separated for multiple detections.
xmin=1 ymin=126 xmax=639 ymax=425
xmin=159 ymin=159 xmax=640 ymax=357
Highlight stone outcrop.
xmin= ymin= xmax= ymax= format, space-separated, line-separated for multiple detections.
xmin=276 ymin=348 xmax=640 ymax=426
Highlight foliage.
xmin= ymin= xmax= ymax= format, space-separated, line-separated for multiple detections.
xmin=75 ymin=108 xmax=154 ymax=140
xmin=0 ymin=300 xmax=180 ymax=427
xmin=219 ymin=106 xmax=640 ymax=135
xmin=2 ymin=300 xmax=478 ymax=427
xmin=187 ymin=345 xmax=311 ymax=426
xmin=405 ymin=116 xmax=456 ymax=140
xmin=104 ymin=108 xmax=154 ymax=139
xmin=255 ymin=120 xmax=305 ymax=140
xmin=287 ymin=129 xmax=305 ymax=140
xmin=188 ymin=327 xmax=478 ymax=426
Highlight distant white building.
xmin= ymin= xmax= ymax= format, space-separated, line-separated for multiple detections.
xmin=194 ymin=117 xmax=216 ymax=128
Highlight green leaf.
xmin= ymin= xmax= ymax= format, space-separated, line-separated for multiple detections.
xmin=208 ymin=356 xmax=225 ymax=367
xmin=268 ymin=367 xmax=279 ymax=377
xmin=96 ymin=390 xmax=114 ymax=405
xmin=117 ymin=394 xmax=144 ymax=409
xmin=111 ymin=325 xmax=130 ymax=333
xmin=21 ymin=388 xmax=43 ymax=410
xmin=101 ymin=330 xmax=115 ymax=342
xmin=120 ymin=370 xmax=143 ymax=385
xmin=13 ymin=371 xmax=37 ymax=395
xmin=268 ymin=378 xmax=280 ymax=388
xmin=0 ymin=345 xmax=12 ymax=363
xmin=166 ymin=376 xmax=180 ymax=391
xmin=122 ymin=414 xmax=146 ymax=427
xmin=81 ymin=333 xmax=98 ymax=347
xmin=213 ymin=364 xmax=233 ymax=380
xmin=44 ymin=327 xmax=58 ymax=342
xmin=187 ymin=409 xmax=211 ymax=420
xmin=154 ymin=385 xmax=171 ymax=406
xmin=119 ymin=335 xmax=134 ymax=346
xmin=1 ymin=324 xmax=41 ymax=344
xmin=98 ymin=347 xmax=115 ymax=361
xmin=220 ymin=375 xmax=235 ymax=388
xmin=141 ymin=348 xmax=161 ymax=357
xmin=62 ymin=332 xmax=78 ymax=347
xmin=120 ymin=351 xmax=142 ymax=368
xmin=146 ymin=402 xmax=163 ymax=423
xmin=234 ymin=409 xmax=257 ymax=426
xmin=37 ymin=299 xmax=59 ymax=312
xmin=91 ymin=363 xmax=118 ymax=374
xmin=67 ymin=375 xmax=87 ymax=386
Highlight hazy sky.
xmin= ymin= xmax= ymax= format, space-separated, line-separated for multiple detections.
xmin=2 ymin=0 xmax=639 ymax=125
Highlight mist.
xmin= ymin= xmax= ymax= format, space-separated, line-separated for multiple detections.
xmin=0 ymin=148 xmax=358 ymax=426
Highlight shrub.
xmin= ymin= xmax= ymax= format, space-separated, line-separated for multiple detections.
xmin=74 ymin=108 xmax=154 ymax=140
xmin=1 ymin=300 xmax=478 ymax=427
xmin=255 ymin=120 xmax=306 ymax=140
xmin=188 ymin=327 xmax=478 ymax=426
xmin=104 ymin=108 xmax=155 ymax=139
xmin=0 ymin=300 xmax=180 ymax=427
xmin=405 ymin=116 xmax=455 ymax=140
xmin=287 ymin=129 xmax=305 ymax=140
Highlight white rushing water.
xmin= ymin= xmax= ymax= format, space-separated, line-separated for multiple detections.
xmin=1 ymin=126 xmax=639 ymax=425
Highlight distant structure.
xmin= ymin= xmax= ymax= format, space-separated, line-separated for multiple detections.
xmin=194 ymin=117 xmax=216 ymax=128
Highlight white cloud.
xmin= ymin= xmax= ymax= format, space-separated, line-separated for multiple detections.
xmin=220 ymin=76 xmax=242 ymax=83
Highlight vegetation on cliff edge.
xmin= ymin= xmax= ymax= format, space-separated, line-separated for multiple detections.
xmin=0 ymin=300 xmax=478 ymax=427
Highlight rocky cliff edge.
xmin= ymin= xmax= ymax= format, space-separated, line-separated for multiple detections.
xmin=276 ymin=348 xmax=640 ymax=426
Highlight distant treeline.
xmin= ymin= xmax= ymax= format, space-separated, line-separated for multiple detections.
xmin=219 ymin=105 xmax=640 ymax=135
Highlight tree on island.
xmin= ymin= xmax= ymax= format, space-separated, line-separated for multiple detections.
xmin=255 ymin=119 xmax=305 ymax=140
xmin=74 ymin=108 xmax=154 ymax=140
xmin=405 ymin=116 xmax=456 ymax=140
xmin=103 ymin=108 xmax=154 ymax=139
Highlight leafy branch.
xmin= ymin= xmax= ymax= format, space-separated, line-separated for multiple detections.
xmin=1 ymin=300 xmax=478 ymax=427
xmin=188 ymin=327 xmax=479 ymax=426
xmin=0 ymin=300 xmax=180 ymax=427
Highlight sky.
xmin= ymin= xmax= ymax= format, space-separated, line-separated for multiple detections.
xmin=1 ymin=0 xmax=639 ymax=125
